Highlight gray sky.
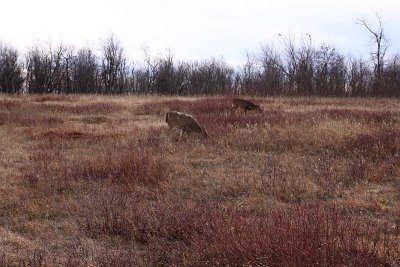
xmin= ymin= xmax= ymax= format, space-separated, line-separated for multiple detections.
xmin=1 ymin=0 xmax=399 ymax=65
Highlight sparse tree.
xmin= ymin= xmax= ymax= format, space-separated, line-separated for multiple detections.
xmin=241 ymin=52 xmax=261 ymax=95
xmin=71 ymin=48 xmax=99 ymax=93
xmin=293 ymin=35 xmax=315 ymax=95
xmin=189 ymin=58 xmax=234 ymax=95
xmin=381 ymin=54 xmax=400 ymax=96
xmin=133 ymin=47 xmax=157 ymax=93
xmin=260 ymin=46 xmax=286 ymax=95
xmin=0 ymin=42 xmax=24 ymax=93
xmin=347 ymin=57 xmax=373 ymax=96
xmin=314 ymin=44 xmax=347 ymax=96
xmin=25 ymin=43 xmax=73 ymax=93
xmin=357 ymin=13 xmax=388 ymax=95
xmin=25 ymin=45 xmax=51 ymax=93
xmin=100 ymin=35 xmax=128 ymax=93
xmin=152 ymin=51 xmax=178 ymax=94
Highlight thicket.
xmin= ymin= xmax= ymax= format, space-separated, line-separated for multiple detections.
xmin=0 ymin=17 xmax=398 ymax=96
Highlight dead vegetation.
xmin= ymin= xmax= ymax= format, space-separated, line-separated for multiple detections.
xmin=0 ymin=94 xmax=399 ymax=266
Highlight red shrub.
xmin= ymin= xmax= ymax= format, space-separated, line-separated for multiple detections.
xmin=25 ymin=137 xmax=169 ymax=188
xmin=71 ymin=147 xmax=168 ymax=185
xmin=83 ymin=187 xmax=134 ymax=239
xmin=187 ymin=204 xmax=396 ymax=266
xmin=80 ymin=190 xmax=399 ymax=266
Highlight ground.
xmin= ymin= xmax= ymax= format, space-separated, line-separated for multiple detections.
xmin=0 ymin=94 xmax=399 ymax=266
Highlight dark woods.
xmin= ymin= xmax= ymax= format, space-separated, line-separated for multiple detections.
xmin=0 ymin=33 xmax=399 ymax=96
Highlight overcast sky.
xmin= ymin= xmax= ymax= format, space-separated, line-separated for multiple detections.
xmin=1 ymin=0 xmax=399 ymax=65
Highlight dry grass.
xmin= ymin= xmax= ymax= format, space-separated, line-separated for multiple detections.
xmin=0 ymin=93 xmax=399 ymax=266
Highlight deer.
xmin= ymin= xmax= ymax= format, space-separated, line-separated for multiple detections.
xmin=231 ymin=98 xmax=262 ymax=115
xmin=165 ymin=111 xmax=208 ymax=141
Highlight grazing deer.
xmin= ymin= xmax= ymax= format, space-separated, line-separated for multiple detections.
xmin=231 ymin=98 xmax=262 ymax=115
xmin=165 ymin=111 xmax=208 ymax=141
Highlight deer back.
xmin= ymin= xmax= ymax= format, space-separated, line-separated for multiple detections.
xmin=166 ymin=111 xmax=208 ymax=138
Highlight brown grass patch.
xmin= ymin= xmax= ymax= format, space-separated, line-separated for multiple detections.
xmin=0 ymin=98 xmax=25 ymax=109
xmin=343 ymin=128 xmax=400 ymax=160
xmin=32 ymin=94 xmax=77 ymax=103
xmin=135 ymin=97 xmax=231 ymax=116
xmin=29 ymin=127 xmax=123 ymax=143
xmin=73 ymin=115 xmax=109 ymax=124
xmin=38 ymin=102 xmax=124 ymax=115
xmin=0 ymin=102 xmax=64 ymax=127
xmin=320 ymin=108 xmax=397 ymax=123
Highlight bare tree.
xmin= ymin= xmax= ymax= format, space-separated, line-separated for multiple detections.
xmin=25 ymin=43 xmax=75 ymax=93
xmin=262 ymin=34 xmax=315 ymax=95
xmin=189 ymin=58 xmax=234 ymax=95
xmin=260 ymin=46 xmax=286 ymax=95
xmin=25 ymin=44 xmax=51 ymax=93
xmin=314 ymin=44 xmax=347 ymax=96
xmin=152 ymin=50 xmax=179 ymax=94
xmin=134 ymin=46 xmax=157 ymax=93
xmin=240 ymin=52 xmax=260 ymax=94
xmin=71 ymin=48 xmax=99 ymax=93
xmin=48 ymin=44 xmax=68 ymax=93
xmin=381 ymin=54 xmax=400 ymax=96
xmin=100 ymin=34 xmax=128 ymax=93
xmin=347 ymin=57 xmax=373 ymax=96
xmin=0 ymin=42 xmax=24 ymax=93
xmin=357 ymin=13 xmax=388 ymax=94
xmin=62 ymin=46 xmax=75 ymax=93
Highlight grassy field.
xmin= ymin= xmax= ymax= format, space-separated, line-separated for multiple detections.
xmin=0 ymin=94 xmax=399 ymax=266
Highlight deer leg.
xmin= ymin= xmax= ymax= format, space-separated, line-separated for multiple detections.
xmin=231 ymin=106 xmax=236 ymax=115
xmin=167 ymin=126 xmax=175 ymax=138
xmin=167 ymin=126 xmax=180 ymax=141
xmin=178 ymin=129 xmax=184 ymax=142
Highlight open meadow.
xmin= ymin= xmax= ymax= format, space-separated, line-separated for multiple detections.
xmin=0 ymin=94 xmax=399 ymax=266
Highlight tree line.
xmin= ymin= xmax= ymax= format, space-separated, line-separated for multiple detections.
xmin=0 ymin=21 xmax=399 ymax=96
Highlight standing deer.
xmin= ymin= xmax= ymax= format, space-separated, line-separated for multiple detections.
xmin=231 ymin=98 xmax=262 ymax=115
xmin=165 ymin=111 xmax=208 ymax=141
